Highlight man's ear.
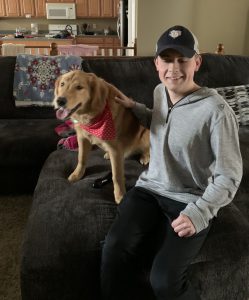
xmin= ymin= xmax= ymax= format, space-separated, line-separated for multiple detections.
xmin=195 ymin=55 xmax=202 ymax=72
xmin=154 ymin=56 xmax=159 ymax=71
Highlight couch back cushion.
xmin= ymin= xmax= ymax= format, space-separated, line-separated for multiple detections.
xmin=82 ymin=57 xmax=160 ymax=109
xmin=82 ymin=54 xmax=249 ymax=108
xmin=0 ymin=56 xmax=16 ymax=117
xmin=1 ymin=54 xmax=249 ymax=118
xmin=195 ymin=53 xmax=249 ymax=87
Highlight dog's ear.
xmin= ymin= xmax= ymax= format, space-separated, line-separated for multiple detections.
xmin=97 ymin=79 xmax=109 ymax=108
xmin=88 ymin=73 xmax=108 ymax=105
xmin=106 ymin=82 xmax=121 ymax=99
xmin=54 ymin=75 xmax=62 ymax=96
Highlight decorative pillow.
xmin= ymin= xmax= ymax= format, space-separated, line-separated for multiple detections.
xmin=216 ymin=84 xmax=249 ymax=126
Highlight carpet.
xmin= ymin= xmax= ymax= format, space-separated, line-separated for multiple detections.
xmin=0 ymin=195 xmax=32 ymax=300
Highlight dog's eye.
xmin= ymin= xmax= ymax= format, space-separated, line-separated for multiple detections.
xmin=60 ymin=82 xmax=64 ymax=87
xmin=76 ymin=85 xmax=83 ymax=90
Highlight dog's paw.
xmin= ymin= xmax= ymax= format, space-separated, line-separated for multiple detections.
xmin=114 ymin=189 xmax=125 ymax=204
xmin=103 ymin=152 xmax=110 ymax=160
xmin=114 ymin=194 xmax=123 ymax=204
xmin=68 ymin=166 xmax=86 ymax=182
xmin=68 ymin=172 xmax=82 ymax=182
xmin=139 ymin=153 xmax=150 ymax=165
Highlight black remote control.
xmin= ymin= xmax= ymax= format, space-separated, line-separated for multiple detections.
xmin=92 ymin=171 xmax=112 ymax=188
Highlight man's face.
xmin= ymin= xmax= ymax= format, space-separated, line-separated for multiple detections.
xmin=154 ymin=49 xmax=202 ymax=96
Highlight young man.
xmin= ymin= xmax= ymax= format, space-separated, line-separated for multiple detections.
xmin=101 ymin=25 xmax=242 ymax=300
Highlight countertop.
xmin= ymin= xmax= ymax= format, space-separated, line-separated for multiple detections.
xmin=0 ymin=34 xmax=118 ymax=41
xmin=76 ymin=34 xmax=118 ymax=37
xmin=0 ymin=37 xmax=74 ymax=41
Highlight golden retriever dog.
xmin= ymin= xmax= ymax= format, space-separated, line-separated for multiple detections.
xmin=53 ymin=70 xmax=150 ymax=204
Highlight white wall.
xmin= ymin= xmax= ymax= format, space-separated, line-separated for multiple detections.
xmin=136 ymin=0 xmax=249 ymax=56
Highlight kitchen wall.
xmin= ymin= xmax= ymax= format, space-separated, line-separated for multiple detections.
xmin=136 ymin=0 xmax=249 ymax=56
xmin=0 ymin=18 xmax=117 ymax=35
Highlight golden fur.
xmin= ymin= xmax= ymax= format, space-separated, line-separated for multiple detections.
xmin=53 ymin=70 xmax=149 ymax=203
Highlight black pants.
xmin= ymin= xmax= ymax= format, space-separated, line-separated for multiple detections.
xmin=101 ymin=187 xmax=211 ymax=300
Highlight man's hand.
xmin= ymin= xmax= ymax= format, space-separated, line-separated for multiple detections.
xmin=171 ymin=214 xmax=196 ymax=237
xmin=115 ymin=91 xmax=135 ymax=108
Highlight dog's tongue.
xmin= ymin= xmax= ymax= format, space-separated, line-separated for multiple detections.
xmin=56 ymin=107 xmax=70 ymax=120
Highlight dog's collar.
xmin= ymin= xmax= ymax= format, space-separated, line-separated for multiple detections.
xmin=72 ymin=103 xmax=116 ymax=140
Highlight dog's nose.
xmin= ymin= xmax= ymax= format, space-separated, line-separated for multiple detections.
xmin=56 ymin=97 xmax=67 ymax=107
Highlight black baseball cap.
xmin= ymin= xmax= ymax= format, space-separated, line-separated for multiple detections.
xmin=155 ymin=25 xmax=199 ymax=58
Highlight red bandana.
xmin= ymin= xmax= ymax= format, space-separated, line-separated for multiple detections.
xmin=79 ymin=103 xmax=116 ymax=140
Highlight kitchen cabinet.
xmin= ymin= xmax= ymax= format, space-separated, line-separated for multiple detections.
xmin=88 ymin=0 xmax=100 ymax=17
xmin=34 ymin=0 xmax=46 ymax=17
xmin=101 ymin=0 xmax=119 ymax=17
xmin=5 ymin=0 xmax=21 ymax=17
xmin=100 ymin=0 xmax=113 ymax=17
xmin=0 ymin=0 xmax=46 ymax=17
xmin=113 ymin=0 xmax=119 ymax=17
xmin=75 ymin=36 xmax=120 ymax=47
xmin=20 ymin=0 xmax=35 ymax=16
xmin=0 ymin=0 xmax=117 ymax=18
xmin=75 ymin=0 xmax=87 ymax=17
xmin=76 ymin=36 xmax=104 ymax=45
xmin=0 ymin=0 xmax=5 ymax=16
xmin=46 ymin=0 xmax=75 ymax=2
xmin=76 ymin=0 xmax=118 ymax=18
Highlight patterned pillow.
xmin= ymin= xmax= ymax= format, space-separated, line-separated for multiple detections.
xmin=216 ymin=84 xmax=249 ymax=126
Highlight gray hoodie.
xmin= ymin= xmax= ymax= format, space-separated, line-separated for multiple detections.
xmin=132 ymin=84 xmax=242 ymax=233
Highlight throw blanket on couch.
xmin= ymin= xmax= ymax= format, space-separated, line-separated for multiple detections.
xmin=13 ymin=54 xmax=82 ymax=107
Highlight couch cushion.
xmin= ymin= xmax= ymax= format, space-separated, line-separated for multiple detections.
xmin=21 ymin=148 xmax=148 ymax=299
xmin=194 ymin=201 xmax=249 ymax=263
xmin=0 ymin=119 xmax=60 ymax=167
xmin=21 ymin=147 xmax=249 ymax=300
xmin=24 ymin=148 xmax=249 ymax=263
xmin=0 ymin=119 xmax=61 ymax=193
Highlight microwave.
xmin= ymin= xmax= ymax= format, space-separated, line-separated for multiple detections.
xmin=46 ymin=3 xmax=76 ymax=19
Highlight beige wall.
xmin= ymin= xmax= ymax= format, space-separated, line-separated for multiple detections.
xmin=136 ymin=0 xmax=249 ymax=56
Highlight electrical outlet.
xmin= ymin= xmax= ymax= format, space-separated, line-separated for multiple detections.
xmin=93 ymin=24 xmax=97 ymax=29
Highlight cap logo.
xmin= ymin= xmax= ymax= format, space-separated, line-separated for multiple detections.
xmin=169 ymin=30 xmax=182 ymax=39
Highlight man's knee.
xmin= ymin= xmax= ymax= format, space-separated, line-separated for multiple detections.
xmin=102 ymin=230 xmax=139 ymax=265
xmin=150 ymin=268 xmax=186 ymax=298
